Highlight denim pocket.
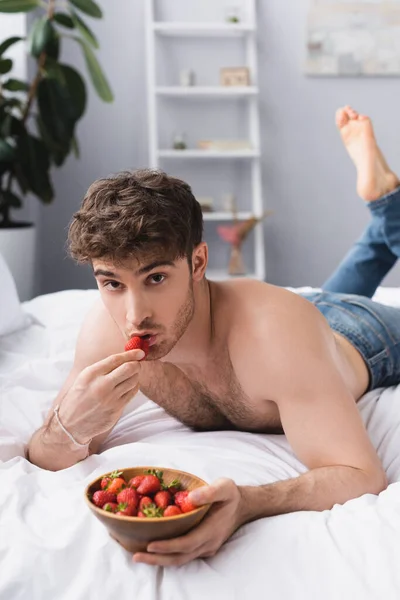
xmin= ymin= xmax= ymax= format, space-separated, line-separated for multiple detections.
xmin=340 ymin=297 xmax=397 ymax=346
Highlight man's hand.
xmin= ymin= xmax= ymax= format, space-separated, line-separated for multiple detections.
xmin=133 ymin=478 xmax=244 ymax=567
xmin=54 ymin=349 xmax=145 ymax=443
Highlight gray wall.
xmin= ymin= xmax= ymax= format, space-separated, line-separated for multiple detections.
xmin=28 ymin=0 xmax=400 ymax=295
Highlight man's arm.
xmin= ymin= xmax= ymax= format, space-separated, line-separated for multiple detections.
xmin=27 ymin=364 xmax=113 ymax=471
xmin=235 ymin=293 xmax=388 ymax=521
xmin=27 ymin=299 xmax=137 ymax=471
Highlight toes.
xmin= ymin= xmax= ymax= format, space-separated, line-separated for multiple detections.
xmin=344 ymin=106 xmax=360 ymax=121
xmin=335 ymin=107 xmax=349 ymax=129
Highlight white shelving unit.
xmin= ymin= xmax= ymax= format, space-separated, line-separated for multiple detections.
xmin=145 ymin=0 xmax=265 ymax=282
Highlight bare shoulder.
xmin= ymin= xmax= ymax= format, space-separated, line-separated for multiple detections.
xmin=219 ymin=280 xmax=335 ymax=397
xmin=215 ymin=279 xmax=321 ymax=332
xmin=74 ymin=296 xmax=124 ymax=367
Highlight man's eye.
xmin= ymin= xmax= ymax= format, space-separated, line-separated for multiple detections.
xmin=104 ymin=281 xmax=121 ymax=290
xmin=149 ymin=274 xmax=165 ymax=284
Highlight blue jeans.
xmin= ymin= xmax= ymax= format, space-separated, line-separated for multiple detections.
xmin=299 ymin=186 xmax=400 ymax=391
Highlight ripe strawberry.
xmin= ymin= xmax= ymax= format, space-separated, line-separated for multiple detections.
xmin=128 ymin=475 xmax=145 ymax=489
xmin=117 ymin=488 xmax=139 ymax=508
xmin=103 ymin=502 xmax=118 ymax=513
xmin=163 ymin=505 xmax=182 ymax=517
xmin=174 ymin=491 xmax=196 ymax=513
xmin=136 ymin=474 xmax=161 ymax=496
xmin=124 ymin=336 xmax=149 ymax=357
xmin=116 ymin=502 xmax=137 ymax=517
xmin=101 ymin=470 xmax=122 ymax=490
xmin=137 ymin=511 xmax=146 ymax=518
xmin=92 ymin=490 xmax=117 ymax=507
xmin=139 ymin=496 xmax=153 ymax=511
xmin=154 ymin=490 xmax=172 ymax=510
xmin=166 ymin=479 xmax=182 ymax=495
xmin=106 ymin=477 xmax=126 ymax=495
xmin=101 ymin=477 xmax=111 ymax=490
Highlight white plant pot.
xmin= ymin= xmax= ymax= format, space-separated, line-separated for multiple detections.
xmin=0 ymin=224 xmax=36 ymax=302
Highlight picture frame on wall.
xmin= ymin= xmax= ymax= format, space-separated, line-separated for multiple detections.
xmin=220 ymin=66 xmax=250 ymax=86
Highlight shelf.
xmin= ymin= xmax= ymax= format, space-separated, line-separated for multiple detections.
xmin=153 ymin=22 xmax=255 ymax=37
xmin=156 ymin=86 xmax=258 ymax=98
xmin=157 ymin=149 xmax=260 ymax=159
xmin=202 ymin=211 xmax=253 ymax=221
xmin=206 ymin=269 xmax=258 ymax=281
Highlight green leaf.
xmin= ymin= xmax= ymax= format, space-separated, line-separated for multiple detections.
xmin=3 ymin=78 xmax=30 ymax=92
xmin=0 ymin=138 xmax=15 ymax=162
xmin=0 ymin=58 xmax=12 ymax=75
xmin=0 ymin=0 xmax=40 ymax=13
xmin=28 ymin=17 xmax=59 ymax=59
xmin=53 ymin=12 xmax=75 ymax=29
xmin=0 ymin=113 xmax=12 ymax=137
xmin=69 ymin=0 xmax=102 ymax=19
xmin=37 ymin=77 xmax=75 ymax=145
xmin=36 ymin=114 xmax=70 ymax=167
xmin=71 ymin=9 xmax=98 ymax=48
xmin=59 ymin=64 xmax=87 ymax=120
xmin=73 ymin=37 xmax=113 ymax=102
xmin=0 ymin=36 xmax=23 ymax=56
xmin=16 ymin=133 xmax=54 ymax=203
xmin=44 ymin=57 xmax=67 ymax=85
xmin=2 ymin=190 xmax=22 ymax=208
xmin=13 ymin=161 xmax=29 ymax=195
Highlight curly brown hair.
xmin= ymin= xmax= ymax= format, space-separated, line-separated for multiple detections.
xmin=68 ymin=169 xmax=203 ymax=267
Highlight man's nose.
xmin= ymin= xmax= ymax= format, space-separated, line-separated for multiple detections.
xmin=125 ymin=293 xmax=151 ymax=328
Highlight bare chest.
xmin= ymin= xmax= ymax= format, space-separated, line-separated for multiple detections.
xmin=174 ymin=356 xmax=283 ymax=434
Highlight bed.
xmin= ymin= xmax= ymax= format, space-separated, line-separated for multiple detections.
xmin=1 ymin=283 xmax=400 ymax=600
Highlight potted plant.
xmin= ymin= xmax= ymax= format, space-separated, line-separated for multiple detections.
xmin=0 ymin=0 xmax=113 ymax=300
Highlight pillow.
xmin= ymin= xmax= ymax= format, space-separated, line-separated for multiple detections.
xmin=0 ymin=252 xmax=30 ymax=337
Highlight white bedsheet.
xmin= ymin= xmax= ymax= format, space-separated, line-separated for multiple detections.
xmin=1 ymin=287 xmax=400 ymax=599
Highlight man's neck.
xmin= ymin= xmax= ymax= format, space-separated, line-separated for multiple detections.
xmin=166 ymin=278 xmax=215 ymax=365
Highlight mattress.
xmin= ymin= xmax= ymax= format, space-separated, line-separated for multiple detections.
xmin=1 ymin=286 xmax=400 ymax=599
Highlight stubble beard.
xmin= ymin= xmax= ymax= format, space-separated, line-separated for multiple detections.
xmin=147 ymin=279 xmax=195 ymax=360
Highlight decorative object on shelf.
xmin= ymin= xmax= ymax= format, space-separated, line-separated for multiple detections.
xmin=220 ymin=67 xmax=250 ymax=87
xmin=217 ymin=209 xmax=272 ymax=276
xmin=221 ymin=193 xmax=236 ymax=213
xmin=224 ymin=5 xmax=242 ymax=23
xmin=198 ymin=196 xmax=214 ymax=212
xmin=172 ymin=133 xmax=187 ymax=150
xmin=197 ymin=140 xmax=252 ymax=151
xmin=180 ymin=68 xmax=196 ymax=86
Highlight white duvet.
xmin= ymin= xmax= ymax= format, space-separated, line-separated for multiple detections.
xmin=1 ymin=287 xmax=400 ymax=600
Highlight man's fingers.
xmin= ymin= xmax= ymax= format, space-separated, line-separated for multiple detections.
xmin=115 ymin=375 xmax=140 ymax=398
xmin=89 ymin=349 xmax=145 ymax=376
xmin=105 ymin=360 xmax=141 ymax=387
xmin=119 ymin=383 xmax=140 ymax=405
xmin=133 ymin=550 xmax=199 ymax=567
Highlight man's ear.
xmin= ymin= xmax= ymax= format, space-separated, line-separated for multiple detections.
xmin=191 ymin=242 xmax=208 ymax=281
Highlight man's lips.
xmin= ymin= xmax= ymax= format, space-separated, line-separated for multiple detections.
xmin=146 ymin=335 xmax=157 ymax=347
xmin=127 ymin=333 xmax=158 ymax=347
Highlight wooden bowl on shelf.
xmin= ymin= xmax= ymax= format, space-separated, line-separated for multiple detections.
xmin=84 ymin=466 xmax=211 ymax=553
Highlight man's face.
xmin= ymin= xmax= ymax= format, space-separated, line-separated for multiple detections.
xmin=92 ymin=254 xmax=195 ymax=360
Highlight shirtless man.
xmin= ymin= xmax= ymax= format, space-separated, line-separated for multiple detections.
xmin=27 ymin=106 xmax=400 ymax=567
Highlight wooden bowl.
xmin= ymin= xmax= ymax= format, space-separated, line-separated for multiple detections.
xmin=84 ymin=466 xmax=211 ymax=553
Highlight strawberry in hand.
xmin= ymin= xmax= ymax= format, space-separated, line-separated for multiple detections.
xmin=125 ymin=336 xmax=150 ymax=357
xmin=174 ymin=491 xmax=197 ymax=514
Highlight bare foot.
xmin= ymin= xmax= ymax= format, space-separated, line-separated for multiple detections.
xmin=336 ymin=105 xmax=400 ymax=202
